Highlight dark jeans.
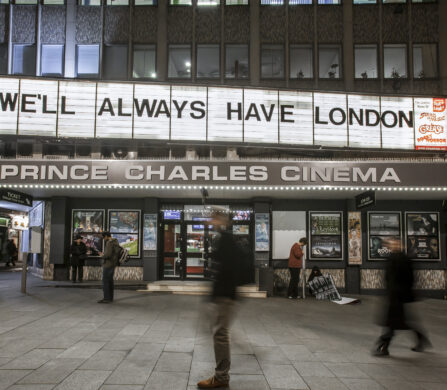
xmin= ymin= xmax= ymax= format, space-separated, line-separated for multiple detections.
xmin=102 ymin=267 xmax=115 ymax=302
xmin=71 ymin=265 xmax=83 ymax=282
xmin=288 ymin=267 xmax=301 ymax=298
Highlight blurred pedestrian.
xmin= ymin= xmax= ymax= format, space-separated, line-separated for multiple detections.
xmin=197 ymin=208 xmax=239 ymax=389
xmin=287 ymin=237 xmax=308 ymax=299
xmin=70 ymin=235 xmax=87 ymax=283
xmin=374 ymin=238 xmax=431 ymax=356
xmin=98 ymin=232 xmax=120 ymax=303
xmin=6 ymin=239 xmax=17 ymax=267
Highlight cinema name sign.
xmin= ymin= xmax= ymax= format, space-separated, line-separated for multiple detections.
xmin=0 ymin=77 xmax=446 ymax=151
xmin=1 ymin=161 xmax=447 ymax=188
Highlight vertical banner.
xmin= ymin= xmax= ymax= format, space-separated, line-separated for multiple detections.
xmin=255 ymin=213 xmax=270 ymax=251
xmin=414 ymin=98 xmax=447 ymax=150
xmin=348 ymin=212 xmax=362 ymax=265
xmin=143 ymin=214 xmax=158 ymax=251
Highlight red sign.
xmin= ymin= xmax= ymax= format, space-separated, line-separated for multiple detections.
xmin=433 ymin=98 xmax=446 ymax=113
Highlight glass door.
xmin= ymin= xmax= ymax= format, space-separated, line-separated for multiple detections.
xmin=162 ymin=223 xmax=183 ymax=278
xmin=185 ymin=222 xmax=207 ymax=278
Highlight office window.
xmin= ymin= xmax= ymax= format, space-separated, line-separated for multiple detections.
xmin=106 ymin=0 xmax=129 ymax=4
xmin=226 ymin=0 xmax=248 ymax=4
xmin=12 ymin=44 xmax=36 ymax=76
xmin=354 ymin=45 xmax=377 ymax=79
xmin=133 ymin=45 xmax=156 ymax=78
xmin=43 ymin=0 xmax=65 ymax=4
xmin=318 ymin=0 xmax=341 ymax=4
xmin=290 ymin=45 xmax=313 ymax=78
xmin=225 ymin=44 xmax=248 ymax=79
xmin=384 ymin=44 xmax=407 ymax=78
xmin=0 ymin=44 xmax=7 ymax=75
xmin=353 ymin=0 xmax=376 ymax=3
xmin=197 ymin=44 xmax=219 ymax=78
xmin=76 ymin=44 xmax=100 ymax=78
xmin=103 ymin=45 xmax=128 ymax=80
xmin=261 ymin=44 xmax=284 ymax=79
xmin=78 ymin=0 xmax=101 ymax=5
xmin=289 ymin=0 xmax=313 ymax=4
xmin=135 ymin=0 xmax=157 ymax=4
xmin=383 ymin=0 xmax=405 ymax=3
xmin=168 ymin=45 xmax=191 ymax=78
xmin=170 ymin=0 xmax=192 ymax=5
xmin=412 ymin=0 xmax=436 ymax=3
xmin=413 ymin=44 xmax=437 ymax=79
xmin=41 ymin=44 xmax=64 ymax=76
xmin=319 ymin=45 xmax=341 ymax=78
xmin=261 ymin=0 xmax=283 ymax=4
xmin=15 ymin=0 xmax=38 ymax=4
xmin=197 ymin=0 xmax=219 ymax=5
xmin=0 ymin=0 xmax=10 ymax=4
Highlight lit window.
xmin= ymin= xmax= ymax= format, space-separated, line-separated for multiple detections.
xmin=13 ymin=44 xmax=36 ymax=76
xmin=318 ymin=0 xmax=341 ymax=4
xmin=225 ymin=44 xmax=249 ymax=79
xmin=225 ymin=0 xmax=248 ymax=4
xmin=384 ymin=44 xmax=407 ymax=78
xmin=133 ymin=44 xmax=156 ymax=79
xmin=290 ymin=44 xmax=313 ymax=79
xmin=353 ymin=0 xmax=376 ymax=3
xmin=261 ymin=0 xmax=283 ymax=4
xmin=168 ymin=45 xmax=191 ymax=78
xmin=170 ymin=0 xmax=192 ymax=5
xmin=78 ymin=0 xmax=101 ymax=5
xmin=41 ymin=44 xmax=64 ymax=77
xmin=289 ymin=0 xmax=313 ymax=4
xmin=106 ymin=0 xmax=129 ymax=4
xmin=103 ymin=45 xmax=128 ymax=80
xmin=43 ymin=0 xmax=65 ymax=4
xmin=197 ymin=44 xmax=220 ymax=78
xmin=0 ymin=44 xmax=7 ymax=75
xmin=15 ymin=0 xmax=38 ymax=4
xmin=135 ymin=0 xmax=157 ymax=4
xmin=354 ymin=45 xmax=378 ymax=79
xmin=382 ymin=0 xmax=406 ymax=3
xmin=319 ymin=45 xmax=341 ymax=78
xmin=261 ymin=44 xmax=284 ymax=79
xmin=76 ymin=44 xmax=100 ymax=78
xmin=197 ymin=0 xmax=220 ymax=5
xmin=412 ymin=0 xmax=436 ymax=3
xmin=413 ymin=43 xmax=437 ymax=79
xmin=0 ymin=0 xmax=10 ymax=4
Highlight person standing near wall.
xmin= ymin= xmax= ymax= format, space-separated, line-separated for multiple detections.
xmin=98 ymin=232 xmax=120 ymax=304
xmin=70 ymin=235 xmax=87 ymax=283
xmin=287 ymin=237 xmax=308 ymax=299
xmin=6 ymin=239 xmax=18 ymax=267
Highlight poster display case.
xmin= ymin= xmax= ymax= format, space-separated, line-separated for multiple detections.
xmin=309 ymin=212 xmax=343 ymax=260
xmin=108 ymin=210 xmax=141 ymax=257
xmin=368 ymin=212 xmax=401 ymax=260
xmin=405 ymin=212 xmax=440 ymax=260
xmin=72 ymin=209 xmax=105 ymax=257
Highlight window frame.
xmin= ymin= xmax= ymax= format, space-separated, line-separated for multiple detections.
xmin=0 ymin=43 xmax=8 ymax=75
xmin=167 ymin=44 xmax=192 ymax=80
xmin=12 ymin=43 xmax=36 ymax=76
xmin=103 ymin=44 xmax=129 ymax=81
xmin=75 ymin=44 xmax=100 ymax=79
xmin=412 ymin=42 xmax=439 ymax=80
xmin=354 ymin=43 xmax=378 ymax=80
xmin=317 ymin=0 xmax=342 ymax=5
xmin=224 ymin=43 xmax=250 ymax=80
xmin=132 ymin=44 xmax=157 ymax=80
xmin=40 ymin=44 xmax=65 ymax=77
xmin=383 ymin=43 xmax=408 ymax=79
xmin=78 ymin=0 xmax=102 ymax=6
xmin=260 ymin=43 xmax=285 ymax=80
xmin=196 ymin=43 xmax=221 ymax=79
xmin=318 ymin=43 xmax=343 ymax=80
xmin=289 ymin=43 xmax=314 ymax=79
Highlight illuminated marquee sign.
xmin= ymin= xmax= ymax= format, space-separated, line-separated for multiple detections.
xmin=0 ymin=77 xmax=446 ymax=150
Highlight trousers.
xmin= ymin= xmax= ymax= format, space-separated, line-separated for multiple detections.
xmin=71 ymin=265 xmax=83 ymax=282
xmin=102 ymin=267 xmax=115 ymax=301
xmin=288 ymin=267 xmax=301 ymax=298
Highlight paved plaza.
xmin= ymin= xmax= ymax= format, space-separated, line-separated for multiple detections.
xmin=0 ymin=272 xmax=446 ymax=390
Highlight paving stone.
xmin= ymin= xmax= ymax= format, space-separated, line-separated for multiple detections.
xmin=279 ymin=344 xmax=318 ymax=362
xmin=105 ymin=359 xmax=155 ymax=385
xmin=293 ymin=362 xmax=335 ymax=378
xmin=3 ymin=349 xmax=64 ymax=370
xmin=254 ymin=346 xmax=290 ymax=364
xmin=228 ymin=374 xmax=270 ymax=390
xmin=58 ymin=341 xmax=106 ymax=359
xmin=127 ymin=342 xmax=164 ymax=362
xmin=374 ymin=379 xmax=422 ymax=390
xmin=192 ymin=344 xmax=214 ymax=363
xmin=340 ymin=378 xmax=386 ymax=390
xmin=100 ymin=386 xmax=143 ymax=390
xmin=415 ymin=383 xmax=447 ymax=390
xmin=164 ymin=337 xmax=195 ymax=353
xmin=387 ymin=364 xmax=444 ymax=383
xmin=356 ymin=363 xmax=405 ymax=381
xmin=154 ymin=352 xmax=192 ymax=373
xmin=18 ymin=358 xmax=85 ymax=384
xmin=230 ymin=354 xmax=262 ymax=374
xmin=103 ymin=338 xmax=138 ymax=351
xmin=0 ymin=357 xmax=12 ymax=366
xmin=53 ymin=370 xmax=111 ymax=390
xmin=118 ymin=325 xmax=150 ymax=337
xmin=79 ymin=350 xmax=127 ymax=371
xmin=302 ymin=377 xmax=350 ymax=390
xmin=325 ymin=363 xmax=371 ymax=379
xmin=188 ymin=361 xmax=215 ymax=386
xmin=144 ymin=371 xmax=189 ymax=390
xmin=314 ymin=351 xmax=352 ymax=363
xmin=0 ymin=369 xmax=32 ymax=390
xmin=6 ymin=385 xmax=55 ymax=390
xmin=262 ymin=364 xmax=309 ymax=389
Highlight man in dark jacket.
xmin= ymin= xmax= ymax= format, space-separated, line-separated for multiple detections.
xmin=98 ymin=232 xmax=120 ymax=303
xmin=6 ymin=239 xmax=17 ymax=267
xmin=374 ymin=238 xmax=431 ymax=356
xmin=70 ymin=235 xmax=87 ymax=283
xmin=287 ymin=237 xmax=308 ymax=299
xmin=197 ymin=208 xmax=239 ymax=389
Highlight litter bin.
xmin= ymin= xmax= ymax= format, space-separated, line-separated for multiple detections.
xmin=258 ymin=267 xmax=274 ymax=297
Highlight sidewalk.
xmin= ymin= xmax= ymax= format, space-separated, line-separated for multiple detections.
xmin=0 ymin=273 xmax=446 ymax=390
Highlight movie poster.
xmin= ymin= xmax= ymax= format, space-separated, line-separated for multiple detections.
xmin=72 ymin=210 xmax=104 ymax=233
xmin=233 ymin=225 xmax=250 ymax=235
xmin=369 ymin=236 xmax=401 ymax=259
xmin=255 ymin=213 xmax=269 ymax=251
xmin=78 ymin=233 xmax=103 ymax=257
xmin=348 ymin=212 xmax=362 ymax=265
xmin=310 ymin=213 xmax=341 ymax=235
xmin=311 ymin=236 xmax=342 ymax=259
xmin=406 ymin=213 xmax=438 ymax=236
xmin=143 ymin=214 xmax=157 ymax=251
xmin=407 ymin=236 xmax=439 ymax=260
xmin=109 ymin=211 xmax=140 ymax=233
xmin=111 ymin=234 xmax=139 ymax=256
xmin=369 ymin=213 xmax=400 ymax=236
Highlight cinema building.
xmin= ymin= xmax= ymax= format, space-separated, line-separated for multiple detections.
xmin=0 ymin=0 xmax=446 ymax=298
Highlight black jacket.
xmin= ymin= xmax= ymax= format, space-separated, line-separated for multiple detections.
xmin=70 ymin=242 xmax=87 ymax=266
xmin=211 ymin=230 xmax=239 ymax=299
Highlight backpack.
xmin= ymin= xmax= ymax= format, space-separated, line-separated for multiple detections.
xmin=116 ymin=245 xmax=130 ymax=266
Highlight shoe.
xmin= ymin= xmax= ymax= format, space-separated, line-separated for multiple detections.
xmin=412 ymin=338 xmax=432 ymax=352
xmin=97 ymin=299 xmax=112 ymax=304
xmin=288 ymin=296 xmax=293 ymax=299
xmin=197 ymin=376 xmax=229 ymax=388
xmin=373 ymin=343 xmax=389 ymax=357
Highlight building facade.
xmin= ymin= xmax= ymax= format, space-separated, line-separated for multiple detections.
xmin=0 ymin=0 xmax=446 ymax=297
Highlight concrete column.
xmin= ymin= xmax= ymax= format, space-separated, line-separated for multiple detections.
xmin=143 ymin=198 xmax=159 ymax=282
xmin=157 ymin=0 xmax=168 ymax=81
xmin=439 ymin=0 xmax=447 ymax=94
xmin=36 ymin=4 xmax=41 ymax=76
xmin=345 ymin=199 xmax=360 ymax=295
xmin=314 ymin=1 xmax=318 ymax=89
xmin=343 ymin=0 xmax=354 ymax=91
xmin=250 ymin=0 xmax=260 ymax=86
xmin=65 ymin=0 xmax=77 ymax=78
xmin=49 ymin=197 xmax=70 ymax=281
